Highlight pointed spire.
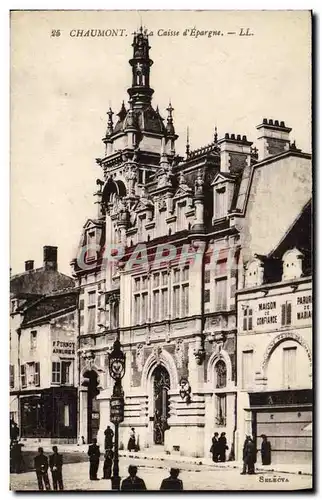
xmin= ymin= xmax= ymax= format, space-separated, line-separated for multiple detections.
xmin=117 ymin=101 xmax=127 ymax=120
xmin=166 ymin=101 xmax=175 ymax=136
xmin=186 ymin=127 xmax=190 ymax=157
xmin=214 ymin=126 xmax=218 ymax=144
xmin=106 ymin=106 xmax=114 ymax=136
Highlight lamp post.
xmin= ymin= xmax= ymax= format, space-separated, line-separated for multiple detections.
xmin=108 ymin=337 xmax=125 ymax=491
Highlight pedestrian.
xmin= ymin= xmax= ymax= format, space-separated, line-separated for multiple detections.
xmin=127 ymin=428 xmax=136 ymax=452
xmin=121 ymin=465 xmax=147 ymax=491
xmin=10 ymin=440 xmax=24 ymax=473
xmin=88 ymin=438 xmax=100 ymax=480
xmin=102 ymin=448 xmax=113 ymax=479
xmin=260 ymin=434 xmax=272 ymax=465
xmin=241 ymin=435 xmax=256 ymax=475
xmin=34 ymin=447 xmax=51 ymax=491
xmin=104 ymin=425 xmax=114 ymax=450
xmin=210 ymin=432 xmax=219 ymax=462
xmin=160 ymin=468 xmax=183 ymax=491
xmin=218 ymin=432 xmax=228 ymax=462
xmin=10 ymin=420 xmax=19 ymax=446
xmin=49 ymin=446 xmax=64 ymax=491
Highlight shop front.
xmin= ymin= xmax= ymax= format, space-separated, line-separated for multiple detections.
xmin=249 ymin=390 xmax=312 ymax=465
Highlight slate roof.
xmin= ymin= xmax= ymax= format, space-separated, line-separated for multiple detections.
xmin=22 ymin=289 xmax=78 ymax=327
xmin=10 ymin=268 xmax=75 ymax=297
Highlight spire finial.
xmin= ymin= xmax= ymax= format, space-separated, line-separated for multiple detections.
xmin=106 ymin=106 xmax=114 ymax=136
xmin=214 ymin=126 xmax=218 ymax=144
xmin=166 ymin=101 xmax=175 ymax=136
xmin=186 ymin=127 xmax=190 ymax=157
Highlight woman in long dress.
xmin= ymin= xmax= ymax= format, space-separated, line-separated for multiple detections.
xmin=260 ymin=434 xmax=271 ymax=465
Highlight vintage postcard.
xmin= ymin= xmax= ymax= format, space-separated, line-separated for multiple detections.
xmin=10 ymin=10 xmax=312 ymax=491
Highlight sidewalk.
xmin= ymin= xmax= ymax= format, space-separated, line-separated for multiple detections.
xmin=20 ymin=442 xmax=312 ymax=476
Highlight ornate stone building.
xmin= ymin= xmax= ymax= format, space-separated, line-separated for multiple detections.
xmin=71 ymin=29 xmax=312 ymax=458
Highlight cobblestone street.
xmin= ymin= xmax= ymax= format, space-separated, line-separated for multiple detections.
xmin=10 ymin=457 xmax=312 ymax=492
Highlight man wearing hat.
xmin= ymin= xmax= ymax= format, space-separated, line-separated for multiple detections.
xmin=160 ymin=468 xmax=183 ymax=490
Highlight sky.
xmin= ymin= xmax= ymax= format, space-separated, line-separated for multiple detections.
xmin=10 ymin=10 xmax=311 ymax=276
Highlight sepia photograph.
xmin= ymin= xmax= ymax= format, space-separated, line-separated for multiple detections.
xmin=9 ymin=9 xmax=312 ymax=491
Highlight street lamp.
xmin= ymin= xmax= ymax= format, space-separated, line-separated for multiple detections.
xmin=108 ymin=337 xmax=126 ymax=491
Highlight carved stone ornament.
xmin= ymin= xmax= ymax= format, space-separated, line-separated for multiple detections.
xmin=174 ymin=339 xmax=184 ymax=368
xmin=193 ymin=335 xmax=205 ymax=365
xmin=136 ymin=343 xmax=144 ymax=372
xmin=153 ymin=345 xmax=163 ymax=363
xmin=179 ymin=377 xmax=191 ymax=404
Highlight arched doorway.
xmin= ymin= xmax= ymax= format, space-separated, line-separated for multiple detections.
xmin=83 ymin=370 xmax=100 ymax=443
xmin=152 ymin=365 xmax=170 ymax=445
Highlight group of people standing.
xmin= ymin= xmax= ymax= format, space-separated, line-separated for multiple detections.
xmin=241 ymin=434 xmax=272 ymax=475
xmin=87 ymin=425 xmax=115 ymax=480
xmin=33 ymin=446 xmax=64 ymax=491
xmin=210 ymin=430 xmax=272 ymax=475
xmin=10 ymin=418 xmax=24 ymax=474
xmin=210 ymin=432 xmax=229 ymax=462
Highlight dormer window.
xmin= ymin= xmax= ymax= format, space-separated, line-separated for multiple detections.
xmin=282 ymin=248 xmax=304 ymax=281
xmin=86 ymin=230 xmax=96 ymax=261
xmin=215 ymin=186 xmax=226 ymax=219
xmin=245 ymin=258 xmax=264 ymax=288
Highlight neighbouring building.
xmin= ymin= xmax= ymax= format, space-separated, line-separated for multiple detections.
xmin=10 ymin=246 xmax=78 ymax=442
xmin=71 ymin=29 xmax=312 ymax=457
xmin=236 ymin=200 xmax=312 ymax=465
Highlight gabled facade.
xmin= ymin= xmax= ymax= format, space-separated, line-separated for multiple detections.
xmin=71 ymin=29 xmax=312 ymax=458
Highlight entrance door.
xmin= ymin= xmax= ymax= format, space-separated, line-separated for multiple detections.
xmin=153 ymin=365 xmax=170 ymax=445
xmin=83 ymin=370 xmax=100 ymax=443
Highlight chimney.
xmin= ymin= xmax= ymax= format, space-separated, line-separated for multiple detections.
xmin=43 ymin=246 xmax=58 ymax=271
xmin=218 ymin=134 xmax=253 ymax=173
xmin=256 ymin=118 xmax=292 ymax=160
xmin=25 ymin=260 xmax=34 ymax=272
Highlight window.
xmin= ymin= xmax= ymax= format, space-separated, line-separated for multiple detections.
xmin=242 ymin=350 xmax=254 ymax=389
xmin=34 ymin=362 xmax=40 ymax=386
xmin=111 ymin=301 xmax=119 ymax=329
xmin=30 ymin=330 xmax=37 ymax=351
xmin=205 ymin=270 xmax=211 ymax=284
xmin=283 ymin=347 xmax=297 ymax=388
xmin=20 ymin=364 xmax=26 ymax=388
xmin=87 ymin=291 xmax=96 ymax=333
xmin=161 ymin=288 xmax=168 ymax=318
xmin=215 ymin=259 xmax=227 ymax=276
xmin=204 ymin=289 xmax=210 ymax=303
xmin=10 ymin=365 xmax=14 ymax=389
xmin=215 ymin=187 xmax=226 ymax=219
xmin=215 ymin=395 xmax=227 ymax=426
xmin=52 ymin=362 xmax=61 ymax=384
xmin=181 ymin=284 xmax=189 ymax=316
xmin=173 ymin=286 xmax=180 ymax=318
xmin=243 ymin=308 xmax=253 ymax=331
xmin=215 ymin=360 xmax=227 ymax=388
xmin=133 ymin=276 xmax=149 ymax=325
xmin=86 ymin=230 xmax=96 ymax=261
xmin=153 ymin=290 xmax=160 ymax=321
xmin=215 ymin=277 xmax=227 ymax=311
xmin=62 ymin=361 xmax=71 ymax=385
xmin=172 ymin=267 xmax=189 ymax=318
xmin=281 ymin=302 xmax=292 ymax=326
xmin=177 ymin=201 xmax=186 ymax=230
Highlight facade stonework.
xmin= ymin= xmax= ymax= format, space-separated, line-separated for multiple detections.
xmin=70 ymin=30 xmax=312 ymax=461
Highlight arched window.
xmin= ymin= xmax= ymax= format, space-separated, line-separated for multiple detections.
xmin=215 ymin=360 xmax=227 ymax=388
